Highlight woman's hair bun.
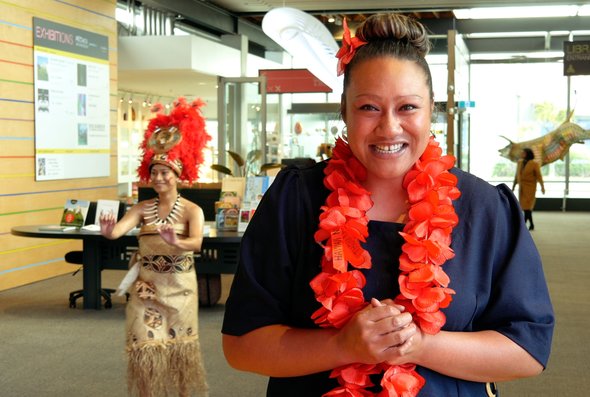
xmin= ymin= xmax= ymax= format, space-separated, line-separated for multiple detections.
xmin=355 ymin=13 xmax=431 ymax=57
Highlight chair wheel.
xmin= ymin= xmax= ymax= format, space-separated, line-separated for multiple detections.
xmin=69 ymin=301 xmax=76 ymax=308
xmin=104 ymin=300 xmax=112 ymax=309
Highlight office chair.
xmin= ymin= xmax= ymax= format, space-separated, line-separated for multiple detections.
xmin=67 ymin=201 xmax=129 ymax=309
xmin=67 ymin=250 xmax=119 ymax=309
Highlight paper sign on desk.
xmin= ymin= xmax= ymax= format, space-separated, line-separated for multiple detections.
xmin=94 ymin=199 xmax=120 ymax=224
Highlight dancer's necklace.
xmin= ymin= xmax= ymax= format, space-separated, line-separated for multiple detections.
xmin=145 ymin=194 xmax=183 ymax=225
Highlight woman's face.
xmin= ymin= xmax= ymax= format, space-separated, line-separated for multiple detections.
xmin=150 ymin=164 xmax=178 ymax=193
xmin=342 ymin=57 xmax=433 ymax=184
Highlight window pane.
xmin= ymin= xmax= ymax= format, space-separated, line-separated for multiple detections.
xmin=470 ymin=63 xmax=590 ymax=198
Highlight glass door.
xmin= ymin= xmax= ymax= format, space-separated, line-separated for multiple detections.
xmin=217 ymin=76 xmax=272 ymax=176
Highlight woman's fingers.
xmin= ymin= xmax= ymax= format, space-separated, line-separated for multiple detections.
xmin=99 ymin=213 xmax=115 ymax=224
xmin=337 ymin=299 xmax=418 ymax=364
xmin=366 ymin=299 xmax=413 ymax=332
xmin=372 ymin=297 xmax=406 ymax=312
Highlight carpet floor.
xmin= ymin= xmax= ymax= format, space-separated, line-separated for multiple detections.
xmin=1 ymin=211 xmax=588 ymax=396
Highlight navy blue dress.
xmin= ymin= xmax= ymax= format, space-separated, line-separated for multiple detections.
xmin=222 ymin=162 xmax=554 ymax=396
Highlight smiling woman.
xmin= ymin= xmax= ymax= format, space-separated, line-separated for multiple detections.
xmin=343 ymin=57 xmax=433 ymax=193
xmin=221 ymin=12 xmax=554 ymax=397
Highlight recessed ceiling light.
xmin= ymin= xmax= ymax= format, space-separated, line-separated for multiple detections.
xmin=470 ymin=51 xmax=564 ymax=61
xmin=465 ymin=31 xmax=548 ymax=39
xmin=454 ymin=5 xmax=579 ymax=19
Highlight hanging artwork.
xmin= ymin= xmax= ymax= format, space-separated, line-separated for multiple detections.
xmin=498 ymin=120 xmax=590 ymax=166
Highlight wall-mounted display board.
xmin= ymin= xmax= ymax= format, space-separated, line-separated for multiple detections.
xmin=33 ymin=18 xmax=110 ymax=180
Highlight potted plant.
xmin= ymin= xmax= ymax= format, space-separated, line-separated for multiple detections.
xmin=211 ymin=149 xmax=282 ymax=176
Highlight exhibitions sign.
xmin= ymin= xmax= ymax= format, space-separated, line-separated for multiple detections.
xmin=33 ymin=18 xmax=110 ymax=180
xmin=259 ymin=69 xmax=332 ymax=93
xmin=563 ymin=41 xmax=590 ymax=76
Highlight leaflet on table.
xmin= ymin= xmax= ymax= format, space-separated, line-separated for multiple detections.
xmin=94 ymin=199 xmax=120 ymax=224
xmin=218 ymin=191 xmax=241 ymax=208
xmin=243 ymin=176 xmax=275 ymax=208
xmin=238 ymin=206 xmax=257 ymax=233
xmin=215 ymin=194 xmax=240 ymax=231
xmin=221 ymin=177 xmax=245 ymax=200
xmin=60 ymin=199 xmax=90 ymax=228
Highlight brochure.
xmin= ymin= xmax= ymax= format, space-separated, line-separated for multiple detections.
xmin=60 ymin=199 xmax=90 ymax=228
xmin=243 ymin=176 xmax=275 ymax=207
xmin=221 ymin=177 xmax=246 ymax=201
xmin=94 ymin=199 xmax=120 ymax=224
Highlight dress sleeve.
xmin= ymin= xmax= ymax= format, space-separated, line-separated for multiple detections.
xmin=535 ymin=162 xmax=545 ymax=187
xmin=475 ymin=183 xmax=554 ymax=367
xmin=221 ymin=166 xmax=315 ymax=336
xmin=513 ymin=161 xmax=521 ymax=186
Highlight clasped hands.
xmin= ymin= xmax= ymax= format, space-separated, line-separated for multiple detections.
xmin=336 ymin=298 xmax=423 ymax=366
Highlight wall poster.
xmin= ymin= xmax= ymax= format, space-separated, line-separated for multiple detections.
xmin=33 ymin=18 xmax=110 ymax=180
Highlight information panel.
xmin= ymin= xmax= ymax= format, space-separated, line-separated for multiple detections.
xmin=33 ymin=18 xmax=110 ymax=180
xmin=563 ymin=40 xmax=590 ymax=76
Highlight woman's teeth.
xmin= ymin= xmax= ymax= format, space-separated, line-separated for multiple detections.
xmin=374 ymin=143 xmax=404 ymax=154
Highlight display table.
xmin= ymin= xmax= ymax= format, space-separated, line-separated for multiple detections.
xmin=11 ymin=224 xmax=242 ymax=309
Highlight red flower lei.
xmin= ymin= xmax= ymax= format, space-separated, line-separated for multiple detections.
xmin=311 ymin=136 xmax=461 ymax=396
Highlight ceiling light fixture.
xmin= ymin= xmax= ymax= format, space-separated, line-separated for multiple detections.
xmin=262 ymin=7 xmax=341 ymax=92
xmin=465 ymin=31 xmax=550 ymax=39
xmin=470 ymin=51 xmax=564 ymax=61
xmin=454 ymin=5 xmax=579 ymax=19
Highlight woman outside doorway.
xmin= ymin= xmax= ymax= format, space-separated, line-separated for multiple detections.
xmin=512 ymin=148 xmax=545 ymax=230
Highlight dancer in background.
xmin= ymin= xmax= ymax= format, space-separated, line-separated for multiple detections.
xmin=101 ymin=97 xmax=211 ymax=397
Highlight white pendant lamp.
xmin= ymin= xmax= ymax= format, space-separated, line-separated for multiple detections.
xmin=262 ymin=7 xmax=342 ymax=92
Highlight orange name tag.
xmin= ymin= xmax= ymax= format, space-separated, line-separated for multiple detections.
xmin=331 ymin=228 xmax=345 ymax=271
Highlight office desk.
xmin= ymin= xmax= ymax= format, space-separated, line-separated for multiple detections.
xmin=11 ymin=225 xmax=242 ymax=310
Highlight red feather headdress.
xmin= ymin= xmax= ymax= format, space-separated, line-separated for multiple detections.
xmin=137 ymin=97 xmax=211 ymax=184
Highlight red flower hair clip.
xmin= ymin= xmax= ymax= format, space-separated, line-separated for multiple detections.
xmin=336 ymin=18 xmax=367 ymax=76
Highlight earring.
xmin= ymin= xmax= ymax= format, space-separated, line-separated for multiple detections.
xmin=341 ymin=126 xmax=348 ymax=142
